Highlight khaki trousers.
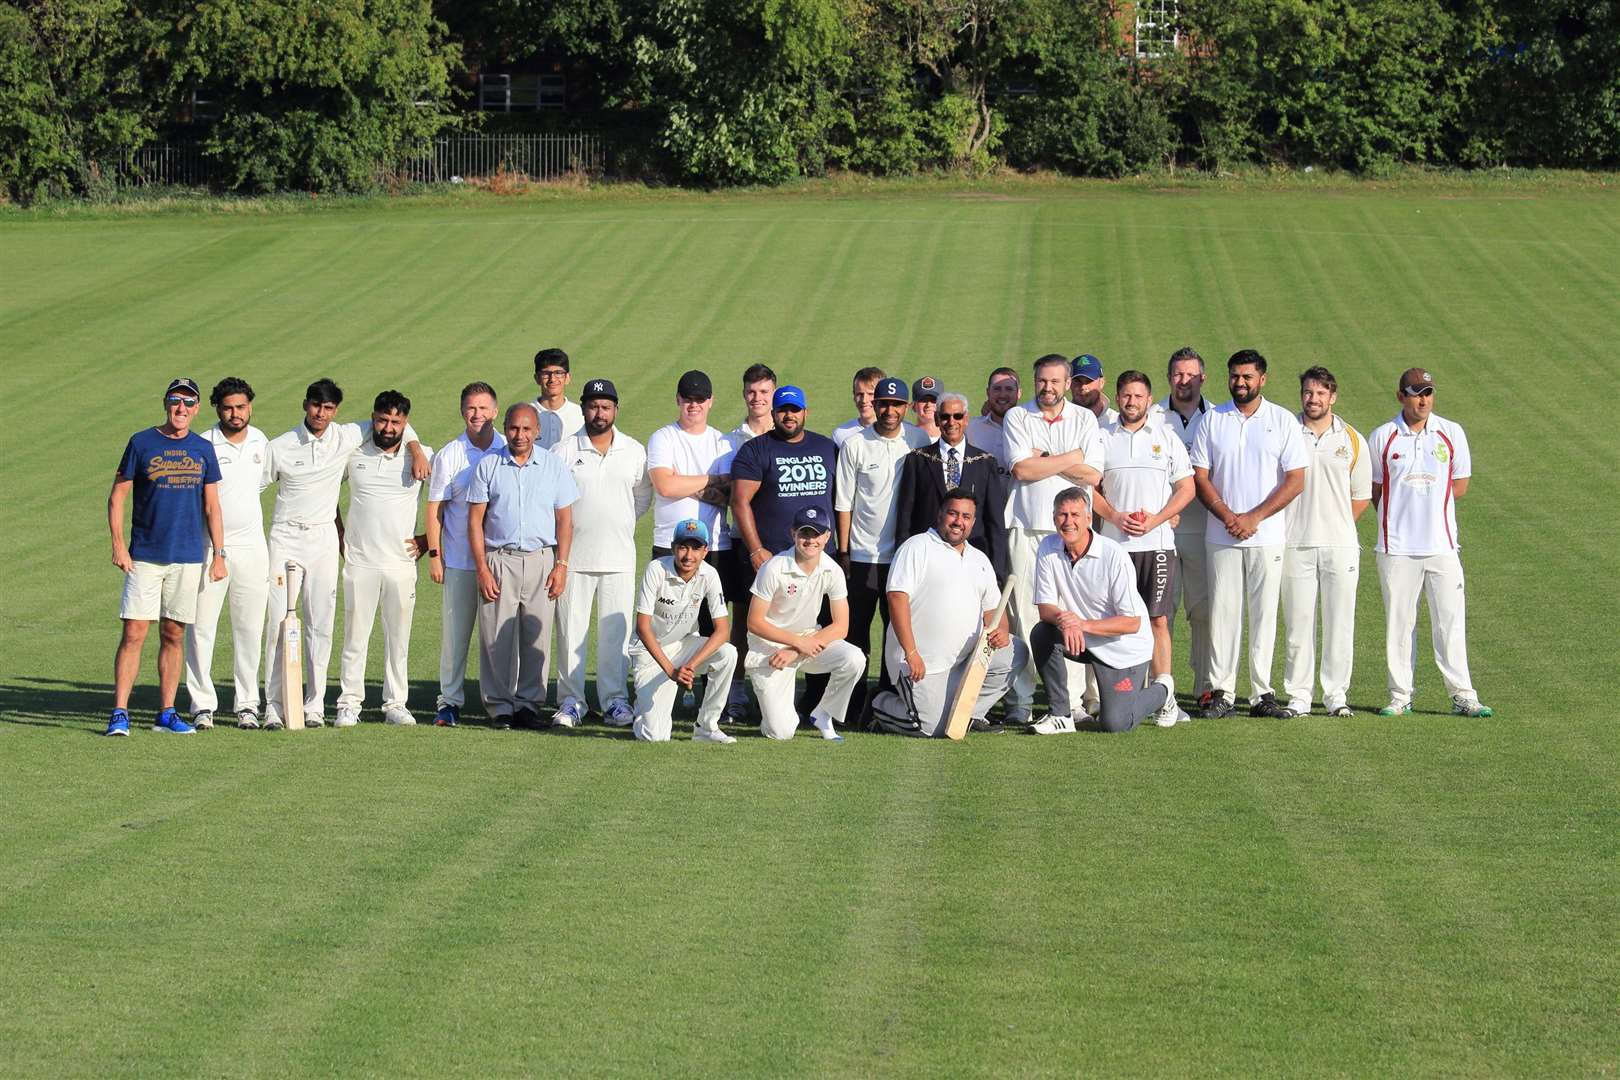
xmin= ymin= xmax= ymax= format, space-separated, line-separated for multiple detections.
xmin=477 ymin=547 xmax=555 ymax=718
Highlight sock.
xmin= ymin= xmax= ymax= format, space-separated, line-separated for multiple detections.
xmin=809 ymin=709 xmax=842 ymax=739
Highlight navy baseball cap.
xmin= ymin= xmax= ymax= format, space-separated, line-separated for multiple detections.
xmin=672 ymin=518 xmax=710 ymax=546
xmin=792 ymin=506 xmax=830 ymax=535
xmin=911 ymin=376 xmax=941 ymax=402
xmin=1071 ymin=354 xmax=1104 ymax=381
xmin=873 ymin=377 xmax=908 ymax=402
xmin=773 ymin=385 xmax=807 ymax=410
xmin=581 ymin=377 xmax=618 ymax=403
xmin=166 ymin=378 xmax=201 ymax=398
xmin=677 ymin=370 xmax=712 ymax=400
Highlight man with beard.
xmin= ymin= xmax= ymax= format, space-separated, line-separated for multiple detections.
xmin=832 ymin=366 xmax=886 ymax=448
xmin=731 ymin=385 xmax=838 ymax=570
xmin=1070 ymin=354 xmax=1118 ymax=425
xmin=1189 ymin=350 xmax=1308 ymax=719
xmin=335 ymin=391 xmax=432 ymax=727
xmin=1152 ymin=347 xmax=1216 ymax=708
xmin=869 ymin=492 xmax=1023 ymax=737
xmin=968 ymin=367 xmax=1020 ymax=465
xmin=550 ymin=379 xmax=653 ymax=729
xmin=184 ymin=376 xmax=272 ymax=729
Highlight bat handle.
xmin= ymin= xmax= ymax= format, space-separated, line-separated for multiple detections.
xmin=285 ymin=561 xmax=302 ymax=617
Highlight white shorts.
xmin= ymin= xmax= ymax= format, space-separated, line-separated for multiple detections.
xmin=120 ymin=561 xmax=203 ymax=623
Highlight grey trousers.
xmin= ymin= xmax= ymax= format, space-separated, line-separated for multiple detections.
xmin=1030 ymin=620 xmax=1167 ymax=733
xmin=478 ymin=547 xmax=555 ymax=717
xmin=871 ymin=638 xmax=1026 ymax=737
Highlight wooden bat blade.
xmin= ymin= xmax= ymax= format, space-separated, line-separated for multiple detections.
xmin=943 ymin=578 xmax=1017 ymax=741
xmin=282 ymin=613 xmax=305 ymax=731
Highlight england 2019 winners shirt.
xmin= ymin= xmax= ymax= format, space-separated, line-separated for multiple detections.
xmin=730 ymin=429 xmax=839 ymax=553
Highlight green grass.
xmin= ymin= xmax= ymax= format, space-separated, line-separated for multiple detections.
xmin=2 ymin=178 xmax=1616 ymax=1076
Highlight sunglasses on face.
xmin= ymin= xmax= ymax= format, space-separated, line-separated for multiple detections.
xmin=1402 ymin=386 xmax=1435 ymax=398
xmin=938 ymin=412 xmax=968 ymax=421
xmin=166 ymin=396 xmax=199 ymax=407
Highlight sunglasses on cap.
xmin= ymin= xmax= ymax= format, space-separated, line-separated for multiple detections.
xmin=1402 ymin=385 xmax=1435 ymax=398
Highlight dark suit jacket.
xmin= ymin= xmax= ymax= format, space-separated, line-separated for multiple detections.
xmin=893 ymin=440 xmax=1010 ymax=580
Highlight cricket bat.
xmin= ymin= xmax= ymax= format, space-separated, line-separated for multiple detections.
xmin=943 ymin=578 xmax=1016 ymax=741
xmin=279 ymin=561 xmax=305 ymax=731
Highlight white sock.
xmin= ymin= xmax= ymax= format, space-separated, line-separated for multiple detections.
xmin=810 ymin=709 xmax=841 ymax=739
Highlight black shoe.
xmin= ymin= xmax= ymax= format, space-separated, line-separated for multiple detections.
xmin=1250 ymin=693 xmax=1290 ymax=719
xmin=969 ymin=717 xmax=1008 ymax=733
xmin=1201 ymin=692 xmax=1236 ymax=719
xmin=512 ymin=708 xmax=539 ymax=730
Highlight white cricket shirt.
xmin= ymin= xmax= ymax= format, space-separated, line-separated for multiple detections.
xmin=646 ymin=423 xmax=734 ymax=550
xmin=344 ymin=439 xmax=430 ymax=570
xmin=1369 ymin=413 xmax=1472 ymax=556
xmin=268 ymin=420 xmax=417 ymax=527
xmin=427 ymin=429 xmax=506 ymax=573
xmin=531 ymin=398 xmax=582 ymax=446
xmin=834 ymin=424 xmax=931 ymax=563
xmin=1152 ymin=398 xmax=1211 ymax=538
xmin=966 ymin=415 xmax=1007 ymax=466
xmin=747 ymin=551 xmax=847 ymax=654
xmin=201 ymin=424 xmax=272 ymax=542
xmin=1002 ymin=399 xmax=1105 ymax=530
xmin=1032 ymin=531 xmax=1153 ymax=669
xmin=1286 ymin=414 xmax=1372 ymax=549
xmin=631 ymin=557 xmax=728 ymax=651
xmin=727 ymin=417 xmax=773 ymax=449
xmin=832 ymin=418 xmax=870 ymax=448
xmin=1097 ymin=415 xmax=1192 ymax=553
xmin=550 ymin=428 xmax=652 ymax=573
xmin=883 ymin=528 xmax=999 ymax=674
xmin=1187 ymin=397 xmax=1308 ymax=549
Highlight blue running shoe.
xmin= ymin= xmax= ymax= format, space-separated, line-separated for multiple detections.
xmin=153 ymin=707 xmax=196 ymax=734
xmin=105 ymin=710 xmax=131 ymax=737
xmin=434 ymin=704 xmax=459 ymax=727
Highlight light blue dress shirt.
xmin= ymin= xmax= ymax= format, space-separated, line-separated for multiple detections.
xmin=467 ymin=447 xmax=579 ymax=550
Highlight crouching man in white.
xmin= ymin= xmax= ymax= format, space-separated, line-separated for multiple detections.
xmin=744 ymin=506 xmax=862 ymax=741
xmin=630 ymin=519 xmax=738 ymax=743
xmin=869 ymin=491 xmax=1024 ymax=737
xmin=1029 ymin=487 xmax=1181 ymax=733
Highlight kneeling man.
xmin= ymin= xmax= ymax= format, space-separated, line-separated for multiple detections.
xmin=744 ymin=506 xmax=862 ymax=741
xmin=870 ymin=490 xmax=1023 ymax=737
xmin=1030 ymin=487 xmax=1182 ymax=733
xmin=630 ymin=519 xmax=738 ymax=743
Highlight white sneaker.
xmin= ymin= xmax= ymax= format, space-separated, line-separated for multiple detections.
xmin=333 ymin=709 xmax=359 ymax=728
xmin=235 ymin=708 xmax=261 ymax=730
xmin=552 ymin=699 xmax=583 ymax=729
xmin=1031 ymin=714 xmax=1076 ymax=735
xmin=693 ymin=726 xmax=736 ymax=744
xmin=383 ymin=707 xmax=416 ymax=726
xmin=1151 ymin=676 xmax=1179 ymax=728
xmin=306 ymin=713 xmax=326 ymax=729
xmin=603 ymin=700 xmax=634 ymax=727
xmin=263 ymin=707 xmax=284 ymax=731
xmin=192 ymin=710 xmax=215 ymax=731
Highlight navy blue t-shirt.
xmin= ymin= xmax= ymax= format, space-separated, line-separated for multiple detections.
xmin=117 ymin=427 xmax=222 ymax=564
xmin=730 ymin=429 xmax=839 ymax=552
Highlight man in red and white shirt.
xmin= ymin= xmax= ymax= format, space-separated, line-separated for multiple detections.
xmin=1368 ymin=368 xmax=1492 ymax=717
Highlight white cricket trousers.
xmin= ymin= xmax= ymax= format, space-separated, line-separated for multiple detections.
xmin=1206 ymin=542 xmax=1284 ymax=703
xmin=1376 ymin=551 xmax=1476 ymax=705
xmin=745 ymin=640 xmax=865 ymax=740
xmin=1172 ymin=525 xmax=1213 ymax=697
xmin=436 ymin=567 xmax=479 ymax=711
xmin=264 ymin=522 xmax=340 ymax=718
xmin=185 ymin=538 xmax=269 ymax=714
xmin=337 ymin=564 xmax=418 ymax=712
xmin=630 ymin=637 xmax=738 ymax=741
xmin=1009 ymin=525 xmax=1096 ymax=712
xmin=555 ymin=569 xmax=635 ymax=712
xmin=1281 ymin=545 xmax=1359 ymax=712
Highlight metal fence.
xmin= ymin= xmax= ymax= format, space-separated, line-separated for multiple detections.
xmin=110 ymin=134 xmax=604 ymax=189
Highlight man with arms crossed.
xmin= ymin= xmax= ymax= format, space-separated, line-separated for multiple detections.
xmin=1368 ymin=369 xmax=1493 ymax=718
xmin=745 ymin=507 xmax=863 ymax=741
xmin=832 ymin=366 xmax=886 ymax=448
xmin=629 ymin=519 xmax=738 ymax=743
xmin=1092 ymin=370 xmax=1195 ymax=725
xmin=1280 ymin=366 xmax=1370 ymax=718
xmin=1188 ymin=350 xmax=1307 ymax=719
xmin=467 ymin=404 xmax=578 ymax=729
xmin=1030 ymin=488 xmax=1178 ymax=734
xmin=425 ymin=382 xmax=504 ymax=727
xmin=107 ymin=378 xmax=227 ymax=735
xmin=184 ymin=376 xmax=271 ymax=729
xmin=530 ymin=346 xmax=580 ymax=447
xmin=967 ymin=367 xmax=1020 ymax=465
xmin=335 ymin=391 xmax=431 ymax=727
xmin=870 ymin=492 xmax=1023 ymax=737
xmin=551 ymin=379 xmax=652 ymax=728
xmin=1153 ymin=347 xmax=1216 ymax=708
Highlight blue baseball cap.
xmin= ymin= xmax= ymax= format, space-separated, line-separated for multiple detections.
xmin=773 ymin=385 xmax=807 ymax=410
xmin=911 ymin=376 xmax=942 ymax=402
xmin=792 ymin=506 xmax=830 ymax=535
xmin=672 ymin=519 xmax=710 ymax=546
xmin=1071 ymin=354 xmax=1104 ymax=381
xmin=873 ymin=376 xmax=908 ymax=403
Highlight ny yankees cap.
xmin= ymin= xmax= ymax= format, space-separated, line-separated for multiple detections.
xmin=672 ymin=518 xmax=710 ymax=546
xmin=911 ymin=376 xmax=941 ymax=402
xmin=1071 ymin=354 xmax=1104 ymax=381
xmin=677 ymin=370 xmax=713 ymax=401
xmin=772 ymin=385 xmax=807 ymax=410
xmin=873 ymin=376 xmax=908 ymax=403
xmin=166 ymin=377 xmax=201 ymax=398
xmin=792 ymin=506 xmax=830 ymax=535
xmin=581 ymin=377 xmax=618 ymax=403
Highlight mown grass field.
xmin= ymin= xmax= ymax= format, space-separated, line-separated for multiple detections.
xmin=2 ymin=177 xmax=1616 ymax=1076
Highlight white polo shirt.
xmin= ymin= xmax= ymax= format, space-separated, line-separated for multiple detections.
xmin=550 ymin=428 xmax=652 ymax=574
xmin=1287 ymin=414 xmax=1372 ymax=549
xmin=201 ymin=424 xmax=272 ymax=543
xmin=1097 ymin=415 xmax=1192 ymax=553
xmin=1369 ymin=413 xmax=1472 ymax=556
xmin=832 ymin=418 xmax=871 ymax=448
xmin=1032 ymin=531 xmax=1153 ymax=669
xmin=631 ymin=557 xmax=728 ymax=651
xmin=268 ymin=420 xmax=417 ymax=528
xmin=531 ymin=398 xmax=581 ymax=446
xmin=966 ymin=415 xmax=1008 ymax=466
xmin=1188 ymin=397 xmax=1308 ymax=549
xmin=646 ymin=422 xmax=734 ymax=550
xmin=883 ymin=529 xmax=1000 ymax=674
xmin=747 ymin=551 xmax=847 ymax=654
xmin=727 ymin=417 xmax=773 ymax=448
xmin=344 ymin=439 xmax=430 ymax=571
xmin=1002 ymin=399 xmax=1105 ymax=530
xmin=1152 ymin=398 xmax=1211 ymax=538
xmin=427 ymin=430 xmax=506 ymax=573
xmin=834 ymin=424 xmax=931 ymax=563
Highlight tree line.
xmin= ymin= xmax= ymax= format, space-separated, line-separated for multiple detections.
xmin=4 ymin=0 xmax=1617 ymax=203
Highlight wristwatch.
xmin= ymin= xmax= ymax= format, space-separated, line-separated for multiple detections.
xmin=428 ymin=548 xmax=440 ymax=558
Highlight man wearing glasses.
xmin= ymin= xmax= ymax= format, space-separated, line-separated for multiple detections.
xmin=530 ymin=347 xmax=578 ymax=448
xmin=1368 ymin=369 xmax=1493 ymax=718
xmin=105 ymin=378 xmax=228 ymax=735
